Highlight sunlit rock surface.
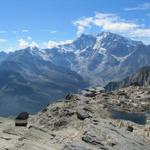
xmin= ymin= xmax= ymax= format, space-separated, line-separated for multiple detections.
xmin=0 ymin=85 xmax=150 ymax=150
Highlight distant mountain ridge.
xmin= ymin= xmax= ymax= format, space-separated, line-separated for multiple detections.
xmin=105 ymin=66 xmax=150 ymax=91
xmin=0 ymin=31 xmax=150 ymax=116
xmin=0 ymin=47 xmax=88 ymax=116
xmin=30 ymin=32 xmax=146 ymax=85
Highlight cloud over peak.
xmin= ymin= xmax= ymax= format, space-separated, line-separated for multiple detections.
xmin=18 ymin=38 xmax=39 ymax=49
xmin=74 ymin=17 xmax=93 ymax=36
xmin=73 ymin=12 xmax=150 ymax=44
xmin=44 ymin=40 xmax=73 ymax=49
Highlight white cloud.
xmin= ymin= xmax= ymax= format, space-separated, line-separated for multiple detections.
xmin=22 ymin=29 xmax=29 ymax=33
xmin=18 ymin=38 xmax=29 ymax=49
xmin=74 ymin=13 xmax=138 ymax=35
xmin=18 ymin=38 xmax=39 ymax=49
xmin=0 ymin=38 xmax=7 ymax=43
xmin=30 ymin=41 xmax=39 ymax=48
xmin=73 ymin=12 xmax=150 ymax=44
xmin=73 ymin=17 xmax=93 ymax=36
xmin=50 ymin=30 xmax=57 ymax=34
xmin=5 ymin=47 xmax=14 ymax=53
xmin=44 ymin=41 xmax=58 ymax=48
xmin=27 ymin=36 xmax=32 ymax=40
xmin=125 ymin=2 xmax=150 ymax=11
xmin=41 ymin=29 xmax=57 ymax=34
xmin=94 ymin=13 xmax=137 ymax=32
xmin=44 ymin=40 xmax=73 ymax=49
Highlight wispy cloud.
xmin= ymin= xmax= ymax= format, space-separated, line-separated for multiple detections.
xmin=5 ymin=47 xmax=14 ymax=53
xmin=27 ymin=36 xmax=32 ymax=40
xmin=44 ymin=40 xmax=72 ymax=49
xmin=50 ymin=30 xmax=57 ymax=34
xmin=30 ymin=41 xmax=39 ymax=48
xmin=74 ymin=12 xmax=138 ymax=35
xmin=74 ymin=17 xmax=93 ymax=36
xmin=18 ymin=38 xmax=38 ymax=49
xmin=0 ymin=38 xmax=7 ymax=43
xmin=125 ymin=2 xmax=150 ymax=11
xmin=73 ymin=12 xmax=150 ymax=44
xmin=40 ymin=29 xmax=57 ymax=34
xmin=18 ymin=38 xmax=29 ymax=49
xmin=22 ymin=29 xmax=29 ymax=33
xmin=95 ymin=13 xmax=137 ymax=32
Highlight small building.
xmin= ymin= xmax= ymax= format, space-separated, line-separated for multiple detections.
xmin=15 ymin=112 xmax=29 ymax=126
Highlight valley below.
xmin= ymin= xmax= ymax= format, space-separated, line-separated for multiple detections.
xmin=0 ymin=85 xmax=150 ymax=150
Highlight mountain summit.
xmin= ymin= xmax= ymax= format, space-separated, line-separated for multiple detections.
xmin=49 ymin=32 xmax=148 ymax=85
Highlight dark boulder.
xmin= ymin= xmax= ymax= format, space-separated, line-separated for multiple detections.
xmin=76 ymin=110 xmax=91 ymax=120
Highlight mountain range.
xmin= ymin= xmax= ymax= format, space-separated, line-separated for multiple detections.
xmin=0 ymin=48 xmax=87 ymax=116
xmin=0 ymin=31 xmax=150 ymax=116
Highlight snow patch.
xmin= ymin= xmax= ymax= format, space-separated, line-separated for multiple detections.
xmin=112 ymin=50 xmax=136 ymax=62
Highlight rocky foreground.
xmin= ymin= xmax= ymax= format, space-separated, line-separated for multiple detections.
xmin=0 ymin=86 xmax=150 ymax=150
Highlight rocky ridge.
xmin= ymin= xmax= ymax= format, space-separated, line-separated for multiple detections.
xmin=0 ymin=85 xmax=150 ymax=150
xmin=105 ymin=66 xmax=150 ymax=91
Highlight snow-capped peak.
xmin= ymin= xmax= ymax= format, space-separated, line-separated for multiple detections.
xmin=72 ymin=34 xmax=96 ymax=50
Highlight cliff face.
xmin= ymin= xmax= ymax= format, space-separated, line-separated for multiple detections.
xmin=0 ymin=85 xmax=150 ymax=150
xmin=105 ymin=66 xmax=150 ymax=91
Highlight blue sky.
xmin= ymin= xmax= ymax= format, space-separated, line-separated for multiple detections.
xmin=0 ymin=0 xmax=149 ymax=52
